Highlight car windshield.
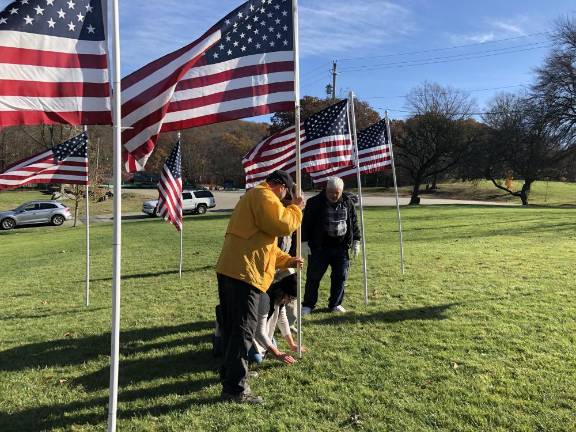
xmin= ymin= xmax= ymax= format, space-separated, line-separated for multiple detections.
xmin=14 ymin=203 xmax=32 ymax=212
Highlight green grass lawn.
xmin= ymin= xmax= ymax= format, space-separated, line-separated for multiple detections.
xmin=1 ymin=206 xmax=576 ymax=431
xmin=0 ymin=190 xmax=157 ymax=215
xmin=365 ymin=180 xmax=576 ymax=206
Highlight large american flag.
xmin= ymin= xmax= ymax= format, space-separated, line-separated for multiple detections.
xmin=123 ymin=0 xmax=296 ymax=173
xmin=243 ymin=99 xmax=353 ymax=188
xmin=0 ymin=0 xmax=110 ymax=127
xmin=156 ymin=140 xmax=183 ymax=231
xmin=310 ymin=119 xmax=391 ymax=183
xmin=0 ymin=131 xmax=88 ymax=189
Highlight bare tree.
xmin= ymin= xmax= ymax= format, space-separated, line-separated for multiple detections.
xmin=533 ymin=17 xmax=576 ymax=145
xmin=395 ymin=82 xmax=477 ymax=204
xmin=482 ymin=93 xmax=565 ymax=205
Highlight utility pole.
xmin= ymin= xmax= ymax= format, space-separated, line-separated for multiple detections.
xmin=331 ymin=60 xmax=337 ymax=100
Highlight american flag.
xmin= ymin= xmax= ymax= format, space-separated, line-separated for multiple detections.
xmin=310 ymin=119 xmax=391 ymax=184
xmin=123 ymin=0 xmax=296 ymax=173
xmin=0 ymin=0 xmax=110 ymax=127
xmin=243 ymin=99 xmax=353 ymax=188
xmin=156 ymin=140 xmax=183 ymax=231
xmin=0 ymin=131 xmax=88 ymax=189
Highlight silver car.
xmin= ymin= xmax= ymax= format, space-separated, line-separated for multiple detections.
xmin=0 ymin=200 xmax=72 ymax=230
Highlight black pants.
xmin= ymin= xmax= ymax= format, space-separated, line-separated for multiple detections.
xmin=303 ymin=246 xmax=349 ymax=309
xmin=217 ymin=273 xmax=261 ymax=395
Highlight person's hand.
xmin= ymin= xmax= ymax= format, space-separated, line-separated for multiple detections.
xmin=291 ymin=196 xmax=305 ymax=209
xmin=301 ymin=241 xmax=311 ymax=257
xmin=287 ymin=257 xmax=304 ymax=269
xmin=290 ymin=344 xmax=307 ymax=353
xmin=276 ymin=352 xmax=296 ymax=365
xmin=352 ymin=240 xmax=361 ymax=259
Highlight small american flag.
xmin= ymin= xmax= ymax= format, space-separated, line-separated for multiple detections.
xmin=0 ymin=0 xmax=111 ymax=127
xmin=0 ymin=131 xmax=88 ymax=190
xmin=310 ymin=119 xmax=391 ymax=184
xmin=243 ymin=99 xmax=353 ymax=188
xmin=123 ymin=0 xmax=296 ymax=173
xmin=156 ymin=140 xmax=183 ymax=231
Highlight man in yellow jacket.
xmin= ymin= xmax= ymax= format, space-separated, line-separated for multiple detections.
xmin=216 ymin=170 xmax=304 ymax=404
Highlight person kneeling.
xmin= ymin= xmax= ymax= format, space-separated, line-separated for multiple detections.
xmin=250 ymin=273 xmax=307 ymax=365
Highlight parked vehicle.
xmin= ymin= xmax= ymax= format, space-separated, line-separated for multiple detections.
xmin=0 ymin=201 xmax=72 ymax=230
xmin=142 ymin=190 xmax=216 ymax=217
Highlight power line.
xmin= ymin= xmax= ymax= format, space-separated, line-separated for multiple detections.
xmin=339 ymin=42 xmax=553 ymax=73
xmin=337 ymin=31 xmax=551 ymax=62
xmin=365 ymin=84 xmax=531 ymax=100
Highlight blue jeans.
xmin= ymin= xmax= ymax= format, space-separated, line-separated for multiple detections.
xmin=248 ymin=338 xmax=276 ymax=364
xmin=303 ymin=245 xmax=349 ymax=309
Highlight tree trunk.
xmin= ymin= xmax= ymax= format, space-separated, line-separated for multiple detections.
xmin=519 ymin=179 xmax=534 ymax=206
xmin=409 ymin=180 xmax=421 ymax=205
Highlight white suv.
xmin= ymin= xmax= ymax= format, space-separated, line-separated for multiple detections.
xmin=142 ymin=189 xmax=216 ymax=217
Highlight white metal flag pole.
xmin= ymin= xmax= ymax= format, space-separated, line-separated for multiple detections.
xmin=348 ymin=92 xmax=369 ymax=305
xmin=385 ymin=111 xmax=405 ymax=274
xmin=84 ymin=125 xmax=90 ymax=307
xmin=292 ymin=0 xmax=303 ymax=359
xmin=178 ymin=131 xmax=183 ymax=279
xmin=107 ymin=0 xmax=123 ymax=430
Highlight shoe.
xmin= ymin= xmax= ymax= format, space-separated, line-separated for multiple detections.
xmin=221 ymin=392 xmax=264 ymax=404
xmin=248 ymin=371 xmax=259 ymax=379
xmin=301 ymin=306 xmax=313 ymax=316
xmin=330 ymin=305 xmax=346 ymax=313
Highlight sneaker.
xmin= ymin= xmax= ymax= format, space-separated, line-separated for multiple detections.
xmin=221 ymin=392 xmax=264 ymax=404
xmin=248 ymin=371 xmax=259 ymax=379
xmin=330 ymin=305 xmax=346 ymax=313
xmin=301 ymin=306 xmax=313 ymax=316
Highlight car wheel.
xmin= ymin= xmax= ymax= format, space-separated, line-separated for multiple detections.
xmin=1 ymin=218 xmax=16 ymax=230
xmin=196 ymin=204 xmax=207 ymax=215
xmin=51 ymin=214 xmax=65 ymax=226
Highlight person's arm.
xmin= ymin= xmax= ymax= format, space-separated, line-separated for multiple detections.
xmin=253 ymin=188 xmax=302 ymax=236
xmin=301 ymin=197 xmax=315 ymax=243
xmin=349 ymin=200 xmax=361 ymax=242
xmin=277 ymin=306 xmax=307 ymax=353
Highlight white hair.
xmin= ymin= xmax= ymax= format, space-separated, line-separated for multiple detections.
xmin=326 ymin=176 xmax=344 ymax=191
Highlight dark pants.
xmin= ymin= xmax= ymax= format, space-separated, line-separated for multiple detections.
xmin=303 ymin=245 xmax=349 ymax=310
xmin=217 ymin=273 xmax=261 ymax=395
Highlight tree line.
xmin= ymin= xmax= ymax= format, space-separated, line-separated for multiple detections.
xmin=1 ymin=18 xmax=574 ymax=206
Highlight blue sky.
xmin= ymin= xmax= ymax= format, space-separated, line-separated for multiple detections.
xmin=114 ymin=0 xmax=574 ymax=121
xmin=2 ymin=0 xmax=575 ymax=121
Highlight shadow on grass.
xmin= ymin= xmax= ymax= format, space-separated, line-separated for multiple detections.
xmin=0 ymin=350 xmax=220 ymax=432
xmin=87 ymin=265 xmax=214 ymax=283
xmin=0 ymin=306 xmax=108 ymax=322
xmin=0 ymin=320 xmax=214 ymax=372
xmin=311 ymin=303 xmax=458 ymax=325
xmin=0 ymin=320 xmax=221 ymax=430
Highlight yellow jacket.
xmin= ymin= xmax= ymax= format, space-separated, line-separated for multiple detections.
xmin=216 ymin=182 xmax=303 ymax=292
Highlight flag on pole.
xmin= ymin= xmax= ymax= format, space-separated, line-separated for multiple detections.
xmin=243 ymin=99 xmax=353 ymax=188
xmin=123 ymin=0 xmax=296 ymax=173
xmin=156 ymin=140 xmax=183 ymax=231
xmin=0 ymin=0 xmax=111 ymax=127
xmin=0 ymin=131 xmax=88 ymax=189
xmin=310 ymin=119 xmax=391 ymax=183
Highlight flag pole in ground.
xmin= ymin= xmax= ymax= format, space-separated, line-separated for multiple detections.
xmin=385 ymin=111 xmax=405 ymax=274
xmin=107 ymin=0 xmax=123 ymax=430
xmin=84 ymin=125 xmax=90 ymax=307
xmin=348 ymin=92 xmax=369 ymax=305
xmin=292 ymin=0 xmax=303 ymax=359
xmin=178 ymin=131 xmax=183 ymax=279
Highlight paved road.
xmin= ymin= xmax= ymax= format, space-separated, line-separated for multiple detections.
xmin=80 ymin=189 xmax=515 ymax=224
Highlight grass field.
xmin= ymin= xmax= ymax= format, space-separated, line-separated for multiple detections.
xmin=1 ymin=203 xmax=575 ymax=431
xmin=0 ymin=189 xmax=157 ymax=216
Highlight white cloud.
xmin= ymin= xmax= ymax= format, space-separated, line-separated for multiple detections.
xmin=448 ymin=16 xmax=531 ymax=45
xmin=299 ymin=0 xmax=415 ymax=56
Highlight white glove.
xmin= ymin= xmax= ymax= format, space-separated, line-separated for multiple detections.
xmin=352 ymin=241 xmax=361 ymax=259
xmin=301 ymin=241 xmax=311 ymax=257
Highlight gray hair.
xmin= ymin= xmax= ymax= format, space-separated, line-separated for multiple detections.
xmin=326 ymin=176 xmax=344 ymax=191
